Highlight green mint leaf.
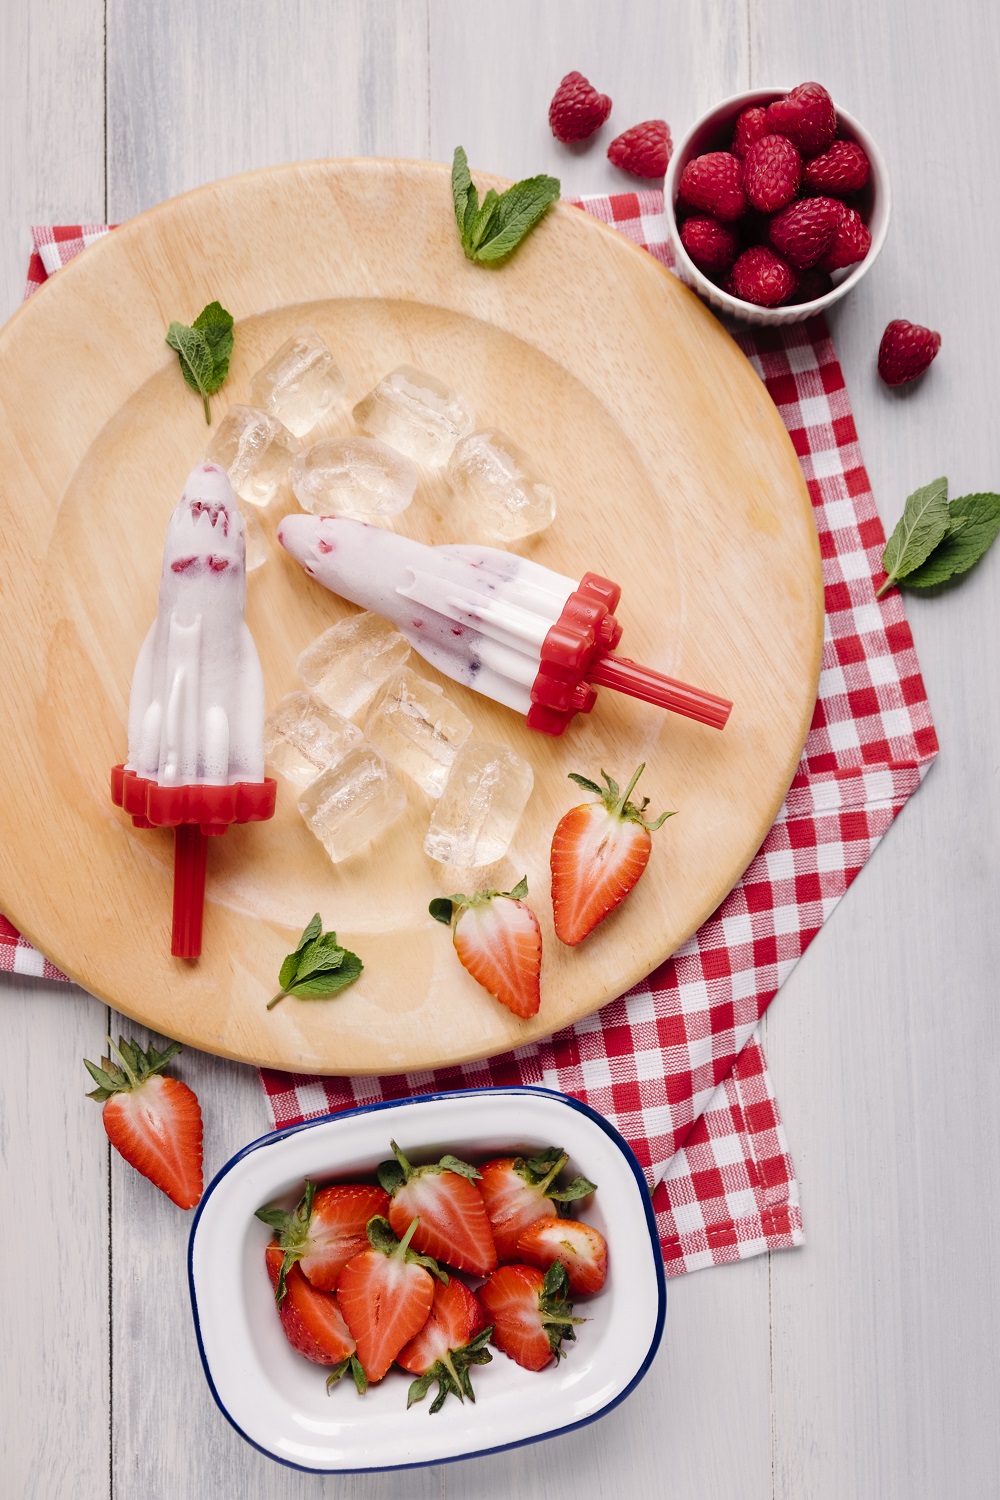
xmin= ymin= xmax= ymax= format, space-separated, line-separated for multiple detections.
xmin=192 ymin=300 xmax=234 ymax=390
xmin=877 ymin=476 xmax=950 ymax=596
xmin=277 ymin=952 xmax=299 ymax=992
xmin=165 ymin=322 xmax=214 ymax=420
xmin=293 ymin=935 xmax=347 ymax=982
xmin=285 ymin=950 xmax=363 ymax=1000
xmin=294 ymin=913 xmax=324 ymax=956
xmin=473 ymin=174 xmax=561 ymax=263
xmin=468 ymin=188 xmax=502 ymax=253
xmin=269 ymin=922 xmax=362 ymax=1009
xmin=898 ymin=492 xmax=1000 ymax=590
xmin=452 ymin=147 xmax=479 ymax=247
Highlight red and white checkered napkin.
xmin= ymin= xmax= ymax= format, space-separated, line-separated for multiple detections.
xmin=3 ymin=200 xmax=938 ymax=1276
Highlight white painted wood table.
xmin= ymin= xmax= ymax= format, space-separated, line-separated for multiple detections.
xmin=2 ymin=4 xmax=998 ymax=1496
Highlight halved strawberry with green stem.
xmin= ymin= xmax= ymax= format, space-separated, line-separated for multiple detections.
xmin=550 ymin=764 xmax=674 ymax=946
xmin=336 ymin=1215 xmax=447 ymax=1382
xmin=397 ymin=1275 xmax=493 ymax=1412
xmin=255 ymin=1179 xmax=389 ymax=1300
xmin=84 ymin=1036 xmax=203 ymax=1209
xmin=479 ymin=1261 xmax=584 ymax=1371
xmin=429 ymin=876 xmax=541 ymax=1019
xmin=478 ymin=1147 xmax=596 ymax=1260
xmin=264 ymin=1243 xmax=366 ymax=1393
xmin=516 ymin=1216 xmax=608 ymax=1294
xmin=379 ymin=1140 xmax=498 ymax=1277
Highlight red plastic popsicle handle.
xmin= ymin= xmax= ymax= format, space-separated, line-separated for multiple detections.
xmin=588 ymin=655 xmax=732 ymax=729
xmin=172 ymin=825 xmax=209 ymax=959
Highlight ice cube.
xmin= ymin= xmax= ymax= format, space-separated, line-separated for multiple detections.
xmin=448 ymin=429 xmax=556 ymax=541
xmin=424 ymin=740 xmax=534 ymax=867
xmin=205 ymin=405 xmax=298 ymax=508
xmin=264 ymin=691 xmax=363 ymax=788
xmin=290 ymin=436 xmax=418 ymax=518
xmin=249 ymin=327 xmax=349 ymax=438
xmin=238 ymin=500 xmax=268 ymax=572
xmin=364 ymin=667 xmax=473 ymax=796
xmin=297 ymin=746 xmax=406 ymax=862
xmin=297 ymin=612 xmax=411 ymax=717
xmin=353 ymin=365 xmax=474 ymax=467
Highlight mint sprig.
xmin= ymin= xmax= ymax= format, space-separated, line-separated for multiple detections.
xmin=165 ymin=300 xmax=234 ymax=423
xmin=267 ymin=913 xmax=363 ymax=1010
xmin=878 ymin=478 xmax=1000 ymax=596
xmin=451 ymin=147 xmax=560 ymax=266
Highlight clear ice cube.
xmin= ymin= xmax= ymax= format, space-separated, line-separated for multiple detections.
xmin=297 ymin=746 xmax=406 ymax=862
xmin=352 ymin=365 xmax=475 ymax=468
xmin=238 ymin=500 xmax=268 ymax=572
xmin=297 ymin=611 xmax=411 ymax=717
xmin=290 ymin=436 xmax=418 ymax=518
xmin=424 ymin=740 xmax=534 ymax=867
xmin=205 ymin=404 xmax=298 ymax=508
xmin=364 ymin=667 xmax=473 ymax=796
xmin=249 ymin=327 xmax=349 ymax=438
xmin=264 ymin=691 xmax=363 ymax=788
xmin=448 ymin=429 xmax=556 ymax=541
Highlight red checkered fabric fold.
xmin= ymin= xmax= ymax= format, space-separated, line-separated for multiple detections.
xmin=2 ymin=202 xmax=937 ymax=1277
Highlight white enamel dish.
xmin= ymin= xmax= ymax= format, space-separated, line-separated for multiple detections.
xmin=188 ymin=1087 xmax=666 ymax=1472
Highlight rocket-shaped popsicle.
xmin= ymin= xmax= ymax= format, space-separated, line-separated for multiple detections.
xmin=112 ymin=464 xmax=276 ymax=958
xmin=278 ymin=513 xmax=732 ymax=736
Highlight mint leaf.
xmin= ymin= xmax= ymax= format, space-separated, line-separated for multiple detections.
xmin=900 ymin=492 xmax=1000 ymax=589
xmin=268 ymin=919 xmax=363 ymax=1009
xmin=451 ymin=148 xmax=559 ymax=266
xmin=877 ymin=477 xmax=950 ymax=597
xmin=451 ymin=146 xmax=478 ymax=242
xmin=284 ymin=954 xmax=363 ymax=1000
xmin=165 ymin=301 xmax=235 ymax=422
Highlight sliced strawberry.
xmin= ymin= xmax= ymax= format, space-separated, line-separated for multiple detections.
xmin=478 ymin=1148 xmax=596 ymax=1260
xmin=429 ymin=876 xmax=541 ymax=1018
xmin=265 ymin=1242 xmax=363 ymax=1382
xmin=380 ymin=1140 xmax=497 ymax=1277
xmin=255 ymin=1179 xmax=389 ymax=1298
xmin=479 ymin=1262 xmax=583 ymax=1372
xmin=516 ymin=1217 xmax=608 ymax=1294
xmin=84 ymin=1036 xmax=203 ymax=1209
xmin=336 ymin=1215 xmax=444 ymax=1382
xmin=550 ymin=765 xmax=674 ymax=946
xmin=397 ymin=1276 xmax=493 ymax=1412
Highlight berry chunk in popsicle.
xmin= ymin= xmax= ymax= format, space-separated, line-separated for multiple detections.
xmin=111 ymin=463 xmax=276 ymax=957
xmin=277 ymin=513 xmax=732 ymax=736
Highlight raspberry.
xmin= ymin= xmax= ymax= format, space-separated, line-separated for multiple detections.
xmin=548 ymin=71 xmax=612 ymax=143
xmin=816 ymin=204 xmax=871 ymax=270
xmin=732 ymin=105 xmax=769 ymax=160
xmin=742 ymin=135 xmax=802 ymax=212
xmin=607 ymin=119 xmax=672 ymax=178
xmin=768 ymin=196 xmax=843 ymax=269
xmin=765 ymin=82 xmax=837 ymax=156
xmin=728 ymin=245 xmax=798 ymax=307
xmin=877 ymin=320 xmax=942 ymax=387
xmin=802 ymin=139 xmax=871 ymax=196
xmin=678 ymin=152 xmax=746 ymax=220
xmin=790 ymin=268 xmax=834 ymax=305
xmin=680 ymin=215 xmax=739 ymax=273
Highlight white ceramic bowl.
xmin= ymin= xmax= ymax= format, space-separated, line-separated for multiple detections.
xmin=188 ymin=1087 xmax=666 ymax=1473
xmin=664 ymin=87 xmax=891 ymax=326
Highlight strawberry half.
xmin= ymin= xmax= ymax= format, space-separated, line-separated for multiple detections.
xmin=429 ymin=876 xmax=541 ymax=1019
xmin=550 ymin=765 xmax=674 ymax=945
xmin=379 ymin=1140 xmax=498 ymax=1277
xmin=478 ymin=1147 xmax=596 ymax=1260
xmin=264 ymin=1243 xmax=365 ymax=1394
xmin=84 ymin=1036 xmax=203 ymax=1209
xmin=397 ymin=1276 xmax=493 ymax=1412
xmin=255 ymin=1179 xmax=389 ymax=1299
xmin=516 ymin=1217 xmax=609 ymax=1295
xmin=336 ymin=1215 xmax=445 ymax=1382
xmin=479 ymin=1262 xmax=583 ymax=1372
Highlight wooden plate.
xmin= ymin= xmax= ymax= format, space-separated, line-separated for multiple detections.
xmin=0 ymin=161 xmax=822 ymax=1074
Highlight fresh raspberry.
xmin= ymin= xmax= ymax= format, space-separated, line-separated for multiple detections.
xmin=728 ymin=245 xmax=798 ymax=307
xmin=816 ymin=204 xmax=871 ymax=270
xmin=768 ymin=196 xmax=843 ymax=269
xmin=732 ymin=105 xmax=769 ymax=160
xmin=607 ymin=119 xmax=672 ymax=178
xmin=680 ymin=215 xmax=739 ymax=273
xmin=877 ymin=320 xmax=942 ymax=386
xmin=765 ymin=82 xmax=837 ymax=156
xmin=548 ymin=71 xmax=612 ymax=143
xmin=742 ymin=134 xmax=802 ymax=212
xmin=790 ymin=268 xmax=834 ymax=304
xmin=802 ymin=139 xmax=871 ymax=196
xmin=678 ymin=152 xmax=746 ymax=220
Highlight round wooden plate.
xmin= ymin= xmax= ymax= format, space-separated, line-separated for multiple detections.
xmin=0 ymin=160 xmax=822 ymax=1075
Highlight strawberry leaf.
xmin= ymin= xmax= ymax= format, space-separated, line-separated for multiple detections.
xmin=438 ymin=1154 xmax=481 ymax=1181
xmin=326 ymin=1354 xmax=367 ymax=1396
xmin=429 ymin=897 xmax=455 ymax=925
xmin=567 ymin=773 xmax=604 ymax=796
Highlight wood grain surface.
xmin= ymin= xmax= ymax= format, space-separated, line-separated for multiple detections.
xmin=2 ymin=2 xmax=999 ymax=1498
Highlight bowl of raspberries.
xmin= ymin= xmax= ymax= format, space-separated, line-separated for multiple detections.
xmin=664 ymin=82 xmax=890 ymax=325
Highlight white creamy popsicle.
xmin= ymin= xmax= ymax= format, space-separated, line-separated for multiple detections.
xmin=277 ymin=514 xmax=732 ymax=735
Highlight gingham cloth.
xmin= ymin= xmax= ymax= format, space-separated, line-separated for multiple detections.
xmin=3 ymin=201 xmax=937 ymax=1276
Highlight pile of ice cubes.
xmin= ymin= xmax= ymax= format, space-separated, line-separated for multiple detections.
xmin=264 ymin=611 xmax=534 ymax=867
